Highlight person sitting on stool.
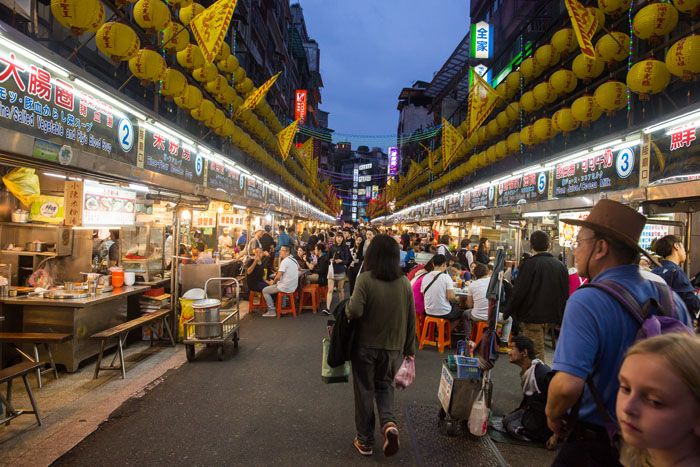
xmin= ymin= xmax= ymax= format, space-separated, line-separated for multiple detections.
xmin=262 ymin=245 xmax=299 ymax=318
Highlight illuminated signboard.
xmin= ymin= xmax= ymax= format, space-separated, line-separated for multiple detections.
xmin=295 ymin=89 xmax=307 ymax=125
xmin=554 ymin=147 xmax=638 ymax=197
xmin=471 ymin=21 xmax=492 ymax=60
xmin=469 ymin=64 xmax=492 ymax=87
xmin=82 ymin=181 xmax=136 ymax=226
xmin=387 ymin=146 xmax=399 ymax=176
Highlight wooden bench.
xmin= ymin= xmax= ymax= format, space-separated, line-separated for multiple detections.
xmin=91 ymin=310 xmax=175 ymax=379
xmin=0 ymin=333 xmax=72 ymax=389
xmin=0 ymin=361 xmax=43 ymax=426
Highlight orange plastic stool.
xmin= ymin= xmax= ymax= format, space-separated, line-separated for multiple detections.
xmin=299 ymin=284 xmax=319 ymax=314
xmin=419 ymin=316 xmax=451 ymax=353
xmin=248 ymin=291 xmax=267 ymax=313
xmin=318 ymin=285 xmax=329 ymax=306
xmin=276 ymin=291 xmax=297 ymax=318
xmin=415 ymin=314 xmax=426 ymax=340
xmin=470 ymin=321 xmax=489 ymax=346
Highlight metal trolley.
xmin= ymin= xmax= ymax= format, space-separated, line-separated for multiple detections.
xmin=183 ymin=277 xmax=241 ymax=362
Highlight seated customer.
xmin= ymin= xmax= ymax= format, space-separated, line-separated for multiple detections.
xmin=465 ymin=263 xmax=513 ymax=349
xmin=502 ymin=336 xmax=553 ymax=443
xmin=421 ymin=254 xmax=465 ymax=331
xmin=262 ymin=246 xmax=299 ymax=318
xmin=245 ymin=246 xmax=267 ymax=293
xmin=307 ymin=243 xmax=329 ymax=287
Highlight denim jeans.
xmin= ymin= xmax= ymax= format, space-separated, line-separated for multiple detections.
xmin=262 ymin=284 xmax=280 ymax=312
xmin=351 ymin=347 xmax=402 ymax=445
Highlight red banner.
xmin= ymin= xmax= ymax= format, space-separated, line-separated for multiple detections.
xmin=295 ymin=89 xmax=307 ymax=124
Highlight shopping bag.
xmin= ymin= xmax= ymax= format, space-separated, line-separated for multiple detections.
xmin=3 ymin=167 xmax=40 ymax=207
xmin=393 ymin=357 xmax=415 ymax=389
xmin=468 ymin=388 xmax=490 ymax=437
xmin=322 ymin=337 xmax=350 ymax=384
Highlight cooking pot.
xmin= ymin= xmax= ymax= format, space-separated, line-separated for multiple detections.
xmin=192 ymin=298 xmax=222 ymax=339
xmin=25 ymin=241 xmax=47 ymax=252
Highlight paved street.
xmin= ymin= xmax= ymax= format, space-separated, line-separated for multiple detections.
xmin=55 ymin=308 xmax=555 ymax=466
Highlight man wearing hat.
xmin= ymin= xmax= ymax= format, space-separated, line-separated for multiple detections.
xmin=545 ymin=199 xmax=692 ymax=466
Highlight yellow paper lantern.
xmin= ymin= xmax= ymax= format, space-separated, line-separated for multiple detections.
xmin=572 ymin=53 xmax=605 ymax=81
xmin=96 ymin=22 xmax=140 ymax=61
xmin=587 ymin=7 xmax=605 ymax=33
xmin=207 ymin=108 xmax=226 ymax=129
xmin=86 ymin=3 xmax=105 ymax=33
xmin=133 ymin=0 xmax=171 ymax=32
xmin=534 ymin=118 xmax=557 ymax=142
xmin=598 ymin=0 xmax=632 ymax=15
xmin=487 ymin=119 xmax=501 ymax=139
xmin=496 ymin=111 xmax=510 ymax=130
xmin=236 ymin=77 xmax=254 ymax=94
xmin=51 ymin=0 xmax=102 ymax=35
xmin=506 ymin=102 xmax=520 ymax=122
xmin=594 ymin=81 xmax=628 ymax=114
xmin=205 ymin=75 xmax=227 ymax=95
xmin=216 ymin=42 xmax=231 ymax=61
xmin=551 ymin=28 xmax=578 ymax=55
xmin=174 ymin=84 xmax=203 ymax=110
xmin=533 ymin=82 xmax=557 ymax=106
xmin=477 ymin=126 xmax=489 ymax=145
xmin=233 ymin=68 xmax=246 ymax=83
xmin=549 ymin=69 xmax=578 ymax=96
xmin=216 ymin=119 xmax=236 ymax=138
xmin=595 ymin=32 xmax=631 ymax=65
xmin=159 ymin=68 xmax=187 ymax=98
xmin=520 ymin=125 xmax=539 ymax=146
xmin=161 ymin=21 xmax=189 ymax=53
xmin=673 ymin=0 xmax=700 ymax=15
xmin=218 ymin=55 xmax=238 ymax=74
xmin=627 ymin=59 xmax=671 ymax=100
xmin=666 ymin=35 xmax=700 ymax=81
xmin=486 ymin=145 xmax=498 ymax=164
xmin=534 ymin=44 xmax=561 ymax=70
xmin=179 ymin=3 xmax=204 ymax=26
xmin=633 ymin=3 xmax=679 ymax=41
xmin=496 ymin=140 xmax=508 ymax=159
xmin=552 ymin=108 xmax=580 ymax=133
xmin=475 ymin=152 xmax=488 ymax=169
xmin=192 ymin=63 xmax=218 ymax=82
xmin=505 ymin=71 xmax=522 ymax=99
xmin=520 ymin=90 xmax=541 ymax=113
xmin=177 ymin=44 xmax=204 ymax=70
xmin=128 ymin=48 xmax=166 ymax=83
xmin=520 ymin=57 xmax=543 ymax=82
xmin=219 ymin=85 xmax=237 ymax=105
xmin=496 ymin=82 xmax=509 ymax=101
xmin=191 ymin=99 xmax=215 ymax=122
xmin=572 ymin=95 xmax=603 ymax=126
xmin=506 ymin=132 xmax=521 ymax=153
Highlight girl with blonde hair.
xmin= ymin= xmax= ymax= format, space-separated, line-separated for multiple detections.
xmin=617 ymin=333 xmax=700 ymax=467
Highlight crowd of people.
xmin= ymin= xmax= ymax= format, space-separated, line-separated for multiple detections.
xmin=232 ymin=199 xmax=700 ymax=465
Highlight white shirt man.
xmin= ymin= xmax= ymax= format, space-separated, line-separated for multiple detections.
xmin=421 ymin=269 xmax=456 ymax=316
xmin=467 ymin=276 xmax=490 ymax=321
xmin=262 ymin=245 xmax=299 ymax=317
xmin=218 ymin=229 xmax=233 ymax=249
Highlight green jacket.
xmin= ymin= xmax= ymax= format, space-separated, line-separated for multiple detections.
xmin=345 ymin=271 xmax=416 ymax=355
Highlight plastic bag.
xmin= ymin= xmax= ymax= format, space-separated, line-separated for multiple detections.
xmin=468 ymin=389 xmax=490 ymax=437
xmin=3 ymin=168 xmax=40 ymax=207
xmin=394 ymin=357 xmax=415 ymax=389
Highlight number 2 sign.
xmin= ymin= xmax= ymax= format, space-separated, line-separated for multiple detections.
xmin=118 ymin=118 xmax=134 ymax=152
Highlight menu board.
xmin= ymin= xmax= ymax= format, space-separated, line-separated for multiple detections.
xmin=82 ymin=181 xmax=136 ymax=226
xmin=554 ymin=147 xmax=638 ymax=197
xmin=0 ymin=44 xmax=138 ymax=166
xmin=206 ymin=161 xmax=244 ymax=196
xmin=433 ymin=199 xmax=446 ymax=216
xmin=141 ymin=129 xmax=205 ymax=186
xmin=469 ymin=185 xmax=496 ymax=210
xmin=280 ymin=193 xmax=292 ymax=209
xmin=267 ymin=188 xmax=280 ymax=205
xmin=422 ymin=204 xmax=432 ymax=217
xmin=648 ymin=127 xmax=700 ymax=184
xmin=446 ymin=194 xmax=465 ymax=214
xmin=497 ymin=171 xmax=549 ymax=207
xmin=245 ymin=177 xmax=265 ymax=201
xmin=193 ymin=211 xmax=216 ymax=228
xmin=558 ymin=211 xmax=589 ymax=248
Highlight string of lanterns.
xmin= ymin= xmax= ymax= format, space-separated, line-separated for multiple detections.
xmin=50 ymin=0 xmax=327 ymax=210
xmin=395 ymin=0 xmax=699 ymax=209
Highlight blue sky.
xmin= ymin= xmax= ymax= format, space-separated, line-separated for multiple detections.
xmin=297 ymin=0 xmax=469 ymax=143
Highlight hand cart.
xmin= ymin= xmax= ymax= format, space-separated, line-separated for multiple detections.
xmin=183 ymin=277 xmax=241 ymax=362
xmin=437 ymin=360 xmax=493 ymax=436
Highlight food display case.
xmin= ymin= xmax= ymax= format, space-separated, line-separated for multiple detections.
xmin=120 ymin=225 xmax=165 ymax=282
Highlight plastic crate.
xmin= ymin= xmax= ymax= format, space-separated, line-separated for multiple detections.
xmin=455 ymin=356 xmax=481 ymax=380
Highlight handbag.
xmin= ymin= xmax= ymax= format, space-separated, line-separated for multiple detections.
xmin=393 ymin=357 xmax=415 ymax=389
xmin=321 ymin=337 xmax=350 ymax=383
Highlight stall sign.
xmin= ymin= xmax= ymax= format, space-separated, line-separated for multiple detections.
xmin=63 ymin=180 xmax=83 ymax=226
xmin=206 ymin=161 xmax=244 ymax=196
xmin=140 ymin=129 xmax=205 ymax=186
xmin=469 ymin=185 xmax=496 ymax=210
xmin=446 ymin=194 xmax=465 ymax=214
xmin=554 ymin=147 xmax=638 ymax=197
xmin=558 ymin=211 xmax=589 ymax=247
xmin=294 ymin=89 xmax=307 ymax=125
xmin=471 ymin=21 xmax=492 ymax=60
xmin=281 ymin=193 xmax=292 ymax=209
xmin=0 ymin=47 xmax=138 ymax=165
xmin=218 ymin=213 xmax=244 ymax=227
xmin=437 ymin=364 xmax=454 ymax=413
xmin=648 ymin=127 xmax=700 ymax=184
xmin=82 ymin=181 xmax=136 ymax=226
xmin=497 ymin=171 xmax=549 ymax=207
xmin=639 ymin=223 xmax=670 ymax=250
xmin=267 ymin=188 xmax=280 ymax=205
xmin=421 ymin=204 xmax=432 ymax=217
xmin=433 ymin=199 xmax=446 ymax=216
xmin=387 ymin=146 xmax=399 ymax=176
xmin=245 ymin=177 xmax=265 ymax=201
xmin=193 ymin=211 xmax=216 ymax=228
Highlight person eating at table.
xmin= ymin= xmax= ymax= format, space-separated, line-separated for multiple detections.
xmin=245 ymin=245 xmax=268 ymax=294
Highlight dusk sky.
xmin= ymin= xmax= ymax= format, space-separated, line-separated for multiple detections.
xmin=297 ymin=0 xmax=470 ymax=146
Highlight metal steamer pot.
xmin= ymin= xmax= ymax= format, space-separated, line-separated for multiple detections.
xmin=191 ymin=298 xmax=222 ymax=339
xmin=25 ymin=241 xmax=48 ymax=252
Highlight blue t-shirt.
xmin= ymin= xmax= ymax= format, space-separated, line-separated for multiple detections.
xmin=652 ymin=260 xmax=700 ymax=315
xmin=553 ymin=264 xmax=691 ymax=426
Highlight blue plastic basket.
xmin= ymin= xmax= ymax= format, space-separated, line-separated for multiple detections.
xmin=455 ymin=356 xmax=481 ymax=380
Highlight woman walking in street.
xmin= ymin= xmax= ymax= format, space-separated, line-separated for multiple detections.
xmin=347 ymin=235 xmax=364 ymax=295
xmin=326 ymin=232 xmax=351 ymax=312
xmin=345 ymin=234 xmax=416 ymax=457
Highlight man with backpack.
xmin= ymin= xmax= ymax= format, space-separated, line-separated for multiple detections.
xmin=546 ymin=199 xmax=692 ymax=466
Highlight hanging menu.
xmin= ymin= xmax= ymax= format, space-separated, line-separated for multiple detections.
xmin=206 ymin=161 xmax=244 ymax=196
xmin=82 ymin=181 xmax=136 ymax=226
xmin=433 ymin=199 xmax=446 ymax=216
xmin=141 ymin=129 xmax=205 ymax=186
xmin=245 ymin=177 xmax=265 ymax=201
xmin=497 ymin=171 xmax=550 ymax=207
xmin=267 ymin=188 xmax=280 ymax=205
xmin=280 ymin=193 xmax=292 ymax=209
xmin=0 ymin=45 xmax=137 ymax=165
xmin=554 ymin=147 xmax=639 ymax=197
xmin=469 ymin=185 xmax=496 ymax=210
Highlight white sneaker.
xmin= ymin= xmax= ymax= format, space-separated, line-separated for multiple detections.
xmin=262 ymin=311 xmax=277 ymax=318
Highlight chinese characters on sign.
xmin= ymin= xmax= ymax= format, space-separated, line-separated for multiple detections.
xmin=82 ymin=181 xmax=136 ymax=227
xmin=141 ymin=129 xmax=205 ymax=185
xmin=63 ymin=180 xmax=84 ymax=226
xmin=669 ymin=127 xmax=696 ymax=151
xmin=554 ymin=148 xmax=638 ymax=197
xmin=497 ymin=171 xmax=549 ymax=207
xmin=294 ymin=89 xmax=307 ymax=125
xmin=387 ymin=146 xmax=399 ymax=176
xmin=471 ymin=21 xmax=492 ymax=59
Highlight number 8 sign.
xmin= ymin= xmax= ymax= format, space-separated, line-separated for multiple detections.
xmin=118 ymin=118 xmax=134 ymax=152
